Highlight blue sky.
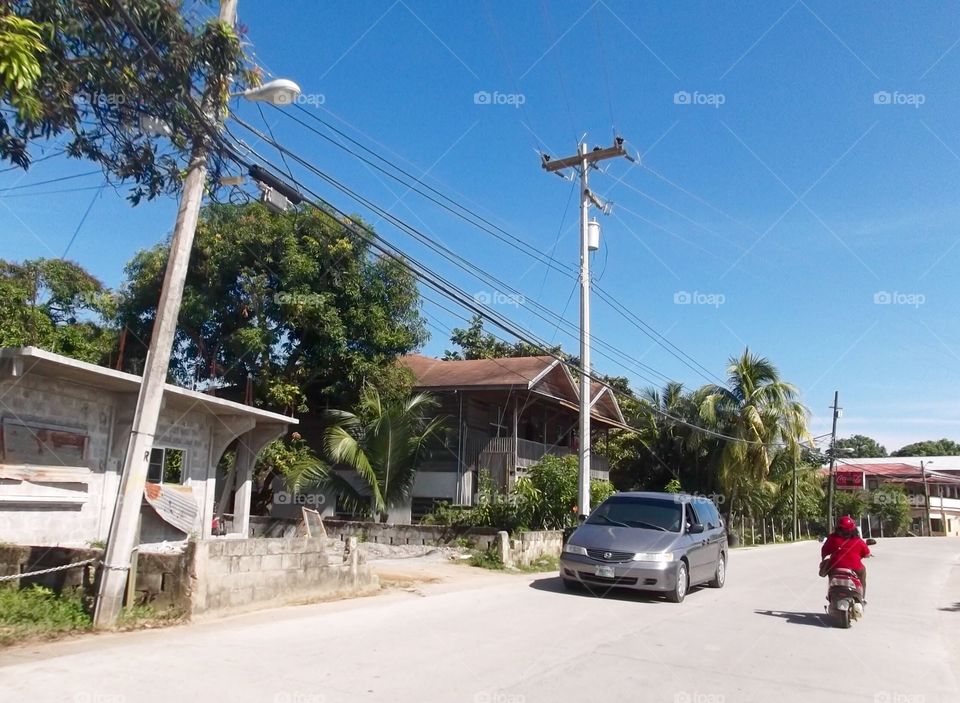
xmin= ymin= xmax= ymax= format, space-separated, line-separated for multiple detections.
xmin=3 ymin=0 xmax=960 ymax=451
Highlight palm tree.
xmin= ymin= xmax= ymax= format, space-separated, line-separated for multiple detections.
xmin=698 ymin=349 xmax=810 ymax=519
xmin=310 ymin=385 xmax=446 ymax=522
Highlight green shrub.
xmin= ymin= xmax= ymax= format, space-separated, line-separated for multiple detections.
xmin=0 ymin=585 xmax=92 ymax=645
xmin=468 ymin=548 xmax=504 ymax=570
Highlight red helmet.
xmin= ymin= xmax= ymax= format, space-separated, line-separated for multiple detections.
xmin=837 ymin=515 xmax=856 ymax=532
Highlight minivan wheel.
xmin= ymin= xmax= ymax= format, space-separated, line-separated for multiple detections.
xmin=667 ymin=561 xmax=688 ymax=603
xmin=708 ymin=553 xmax=726 ymax=588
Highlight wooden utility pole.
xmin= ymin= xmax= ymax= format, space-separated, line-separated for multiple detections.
xmin=542 ymin=137 xmax=632 ymax=516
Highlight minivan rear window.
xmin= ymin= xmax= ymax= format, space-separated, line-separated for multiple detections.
xmin=586 ymin=496 xmax=683 ymax=532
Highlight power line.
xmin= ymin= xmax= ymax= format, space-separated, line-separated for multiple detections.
xmin=212 ymin=124 xmax=784 ymax=448
xmin=0 ymin=170 xmax=102 ymax=193
xmin=227 ymin=115 xmax=676 ymax=389
xmin=268 ymin=103 xmax=724 ymax=385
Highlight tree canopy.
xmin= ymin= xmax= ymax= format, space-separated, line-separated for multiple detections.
xmin=3 ymin=0 xmax=254 ymax=202
xmin=891 ymin=438 xmax=960 ymax=457
xmin=835 ymin=434 xmax=887 ymax=458
xmin=115 ymin=202 xmax=426 ymax=413
xmin=443 ymin=314 xmax=560 ymax=360
xmin=0 ymin=257 xmax=115 ymax=363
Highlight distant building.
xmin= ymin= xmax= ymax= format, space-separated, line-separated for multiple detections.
xmin=825 ymin=458 xmax=960 ymax=537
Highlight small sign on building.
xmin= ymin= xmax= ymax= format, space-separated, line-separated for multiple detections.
xmin=835 ymin=470 xmax=865 ymax=490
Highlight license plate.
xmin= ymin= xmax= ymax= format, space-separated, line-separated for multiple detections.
xmin=595 ymin=565 xmax=615 ymax=579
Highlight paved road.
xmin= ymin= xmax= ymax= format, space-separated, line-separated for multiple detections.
xmin=2 ymin=538 xmax=958 ymax=703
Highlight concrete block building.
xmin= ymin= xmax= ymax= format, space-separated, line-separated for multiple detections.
xmin=0 ymin=347 xmax=297 ymax=546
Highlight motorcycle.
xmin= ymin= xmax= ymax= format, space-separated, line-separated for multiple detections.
xmin=821 ymin=537 xmax=876 ymax=629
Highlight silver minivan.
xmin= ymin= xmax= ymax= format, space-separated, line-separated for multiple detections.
xmin=559 ymin=492 xmax=727 ymax=603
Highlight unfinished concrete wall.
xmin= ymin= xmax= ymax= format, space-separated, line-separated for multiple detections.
xmin=190 ymin=537 xmax=377 ymax=616
xmin=509 ymin=530 xmax=563 ymax=567
xmin=324 ymin=519 xmax=500 ymax=550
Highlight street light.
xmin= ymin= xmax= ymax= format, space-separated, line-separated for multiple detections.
xmin=239 ymin=78 xmax=301 ymax=105
xmin=94 ymin=0 xmax=301 ymax=628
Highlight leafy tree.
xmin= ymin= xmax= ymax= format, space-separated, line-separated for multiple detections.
xmin=3 ymin=1 xmax=253 ymax=201
xmin=443 ymin=315 xmax=561 ymax=360
xmin=891 ymin=439 xmax=960 ymax=457
xmin=870 ymin=484 xmax=910 ymax=536
xmin=115 ymin=203 xmax=425 ymax=412
xmin=307 ymin=385 xmax=446 ymax=523
xmin=0 ymin=257 xmax=115 ymax=362
xmin=835 ymin=435 xmax=887 ymax=458
xmin=698 ymin=349 xmax=810 ymax=519
xmin=829 ymin=489 xmax=868 ymax=523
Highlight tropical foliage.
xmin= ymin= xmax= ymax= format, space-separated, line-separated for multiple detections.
xmin=297 ymin=385 xmax=445 ymax=523
xmin=115 ymin=203 xmax=425 ymax=411
xmin=891 ymin=438 xmax=960 ymax=456
xmin=0 ymin=258 xmax=116 ymax=363
xmin=424 ymin=455 xmax=615 ymax=533
xmin=835 ymin=434 xmax=887 ymax=458
xmin=2 ymin=1 xmax=254 ymax=201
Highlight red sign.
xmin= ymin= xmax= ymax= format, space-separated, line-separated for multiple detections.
xmin=835 ymin=471 xmax=865 ymax=489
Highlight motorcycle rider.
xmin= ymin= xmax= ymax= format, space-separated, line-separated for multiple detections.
xmin=820 ymin=515 xmax=871 ymax=601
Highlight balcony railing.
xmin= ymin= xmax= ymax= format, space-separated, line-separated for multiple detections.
xmin=472 ymin=436 xmax=610 ymax=487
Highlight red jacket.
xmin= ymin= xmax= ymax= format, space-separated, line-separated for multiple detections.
xmin=821 ymin=533 xmax=870 ymax=571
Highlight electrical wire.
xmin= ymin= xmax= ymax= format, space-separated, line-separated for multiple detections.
xmin=0 ymin=171 xmax=102 ymax=193
xmin=270 ymin=103 xmax=724 ymax=385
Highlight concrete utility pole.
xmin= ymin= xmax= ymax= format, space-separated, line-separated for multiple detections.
xmin=921 ymin=460 xmax=933 ymax=536
xmin=94 ymin=0 xmax=239 ymax=628
xmin=542 ymin=137 xmax=631 ymax=516
xmin=826 ymin=390 xmax=841 ymax=529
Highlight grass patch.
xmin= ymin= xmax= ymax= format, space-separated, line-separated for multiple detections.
xmin=116 ymin=604 xmax=187 ymax=630
xmin=467 ymin=548 xmax=505 ymax=570
xmin=514 ymin=554 xmax=560 ymax=573
xmin=0 ymin=585 xmax=92 ymax=647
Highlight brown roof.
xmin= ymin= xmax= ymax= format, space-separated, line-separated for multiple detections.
xmin=400 ymin=354 xmax=560 ymax=390
xmin=400 ymin=354 xmax=629 ymax=429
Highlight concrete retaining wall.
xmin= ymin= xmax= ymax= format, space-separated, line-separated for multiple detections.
xmin=510 ymin=530 xmax=563 ymax=567
xmin=190 ymin=537 xmax=377 ymax=616
xmin=0 ymin=537 xmax=378 ymax=619
xmin=324 ymin=519 xmax=500 ymax=550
